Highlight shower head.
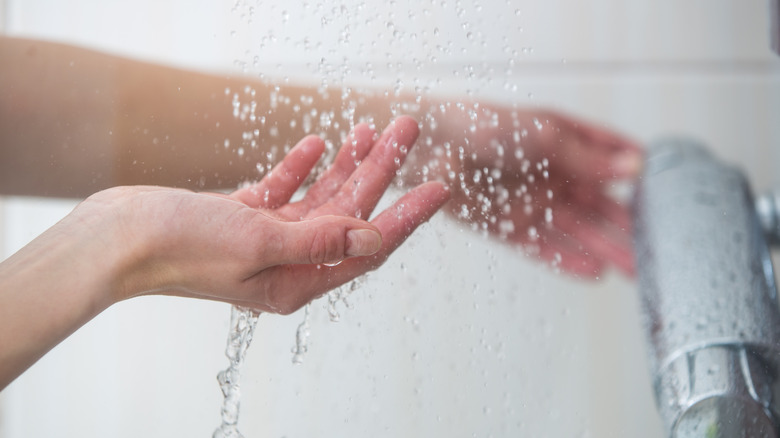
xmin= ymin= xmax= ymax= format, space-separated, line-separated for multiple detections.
xmin=633 ymin=139 xmax=780 ymax=437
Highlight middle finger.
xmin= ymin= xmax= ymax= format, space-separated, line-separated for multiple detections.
xmin=280 ymin=123 xmax=377 ymax=219
xmin=306 ymin=115 xmax=420 ymax=220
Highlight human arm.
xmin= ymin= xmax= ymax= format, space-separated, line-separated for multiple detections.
xmin=0 ymin=35 xmax=394 ymax=197
xmin=408 ymin=106 xmax=642 ymax=277
xmin=0 ymin=116 xmax=449 ymax=389
xmin=0 ymin=36 xmax=641 ymax=276
xmin=0 ymin=35 xmax=288 ymax=196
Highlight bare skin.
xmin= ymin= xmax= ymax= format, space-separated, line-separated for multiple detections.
xmin=0 ymin=116 xmax=450 ymax=390
xmin=0 ymin=36 xmax=642 ymax=276
xmin=0 ymin=35 xmax=643 ymax=389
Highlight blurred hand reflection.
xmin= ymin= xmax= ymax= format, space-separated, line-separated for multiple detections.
xmin=412 ymin=105 xmax=642 ymax=278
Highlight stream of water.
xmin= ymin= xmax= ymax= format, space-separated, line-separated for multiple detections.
xmin=213 ymin=306 xmax=260 ymax=438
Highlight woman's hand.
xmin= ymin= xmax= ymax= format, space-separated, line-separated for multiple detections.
xmin=416 ymin=105 xmax=642 ymax=278
xmin=95 ymin=115 xmax=449 ymax=313
xmin=0 ymin=116 xmax=448 ymax=389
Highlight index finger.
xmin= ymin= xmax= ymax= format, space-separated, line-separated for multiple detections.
xmin=231 ymin=135 xmax=325 ymax=208
xmin=281 ymin=123 xmax=377 ymax=219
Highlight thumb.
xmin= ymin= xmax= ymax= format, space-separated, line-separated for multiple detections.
xmin=269 ymin=216 xmax=382 ymax=266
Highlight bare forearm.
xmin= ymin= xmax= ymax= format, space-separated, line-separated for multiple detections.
xmin=0 ymin=37 xmax=413 ymax=197
xmin=0 ymin=37 xmax=275 ymax=197
xmin=0 ymin=36 xmax=514 ymax=198
xmin=0 ymin=218 xmax=122 ymax=389
xmin=0 ymin=115 xmax=450 ymax=388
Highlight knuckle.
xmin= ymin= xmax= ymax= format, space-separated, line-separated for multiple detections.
xmin=308 ymin=228 xmax=344 ymax=264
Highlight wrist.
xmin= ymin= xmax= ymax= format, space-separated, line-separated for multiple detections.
xmin=72 ymin=187 xmax=167 ymax=303
xmin=43 ymin=206 xmax=133 ymax=310
xmin=0 ymin=210 xmax=125 ymax=387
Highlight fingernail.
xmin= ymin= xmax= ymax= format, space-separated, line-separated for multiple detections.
xmin=613 ymin=152 xmax=643 ymax=176
xmin=346 ymin=229 xmax=382 ymax=257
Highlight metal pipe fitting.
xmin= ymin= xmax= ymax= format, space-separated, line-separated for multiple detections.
xmin=756 ymin=190 xmax=780 ymax=245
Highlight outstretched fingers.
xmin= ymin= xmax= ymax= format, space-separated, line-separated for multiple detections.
xmin=353 ymin=181 xmax=450 ymax=268
xmin=280 ymin=123 xmax=377 ymax=218
xmin=550 ymin=205 xmax=635 ymax=276
xmin=554 ymin=115 xmax=643 ymax=182
xmin=308 ymin=115 xmax=421 ymax=220
xmin=240 ymin=181 xmax=450 ymax=314
xmin=570 ymin=184 xmax=633 ymax=232
xmin=232 ymin=135 xmax=326 ymax=208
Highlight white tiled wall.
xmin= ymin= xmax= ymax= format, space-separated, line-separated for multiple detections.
xmin=1 ymin=1 xmax=778 ymax=437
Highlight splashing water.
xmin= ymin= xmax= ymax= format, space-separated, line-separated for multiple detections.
xmin=216 ymin=1 xmax=565 ymax=434
xmin=291 ymin=303 xmax=312 ymax=364
xmin=325 ymin=276 xmax=366 ymax=322
xmin=291 ymin=276 xmax=367 ymax=365
xmin=213 ymin=306 xmax=260 ymax=438
xmin=212 ymin=279 xmax=367 ymax=436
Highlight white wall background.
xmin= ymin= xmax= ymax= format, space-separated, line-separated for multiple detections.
xmin=1 ymin=1 xmax=779 ymax=437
